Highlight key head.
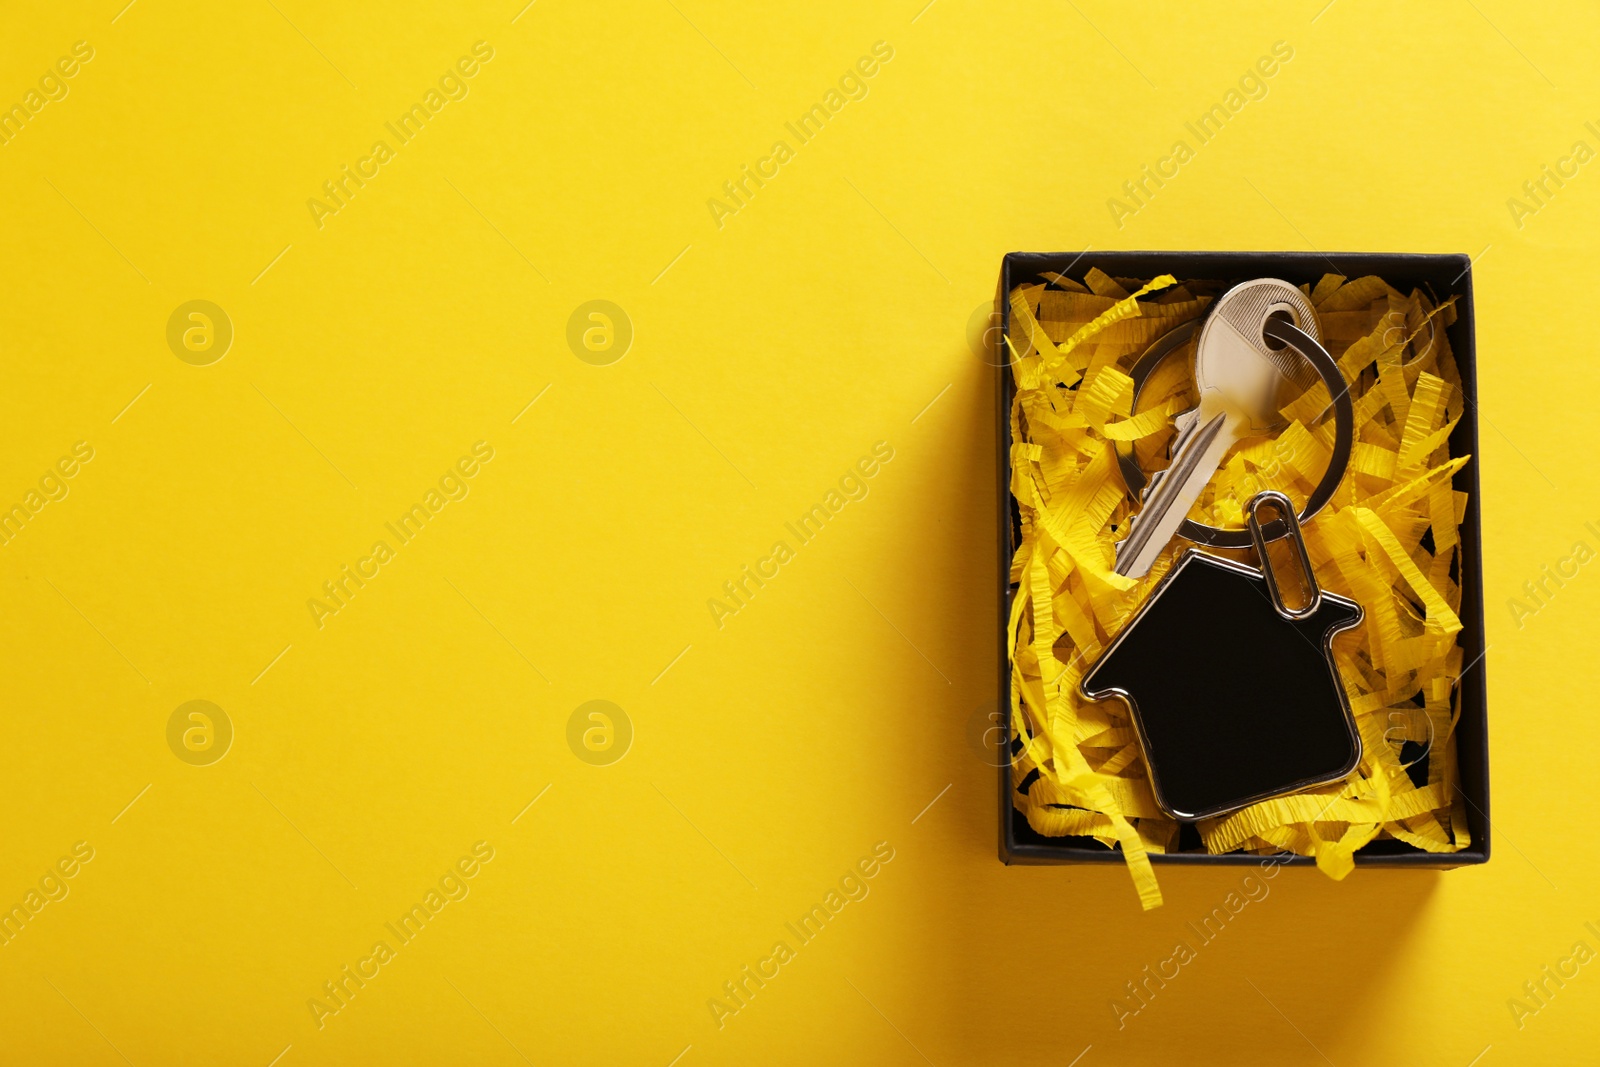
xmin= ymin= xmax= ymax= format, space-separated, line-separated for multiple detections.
xmin=1194 ymin=279 xmax=1320 ymax=437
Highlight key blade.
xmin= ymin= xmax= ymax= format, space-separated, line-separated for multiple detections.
xmin=1115 ymin=411 xmax=1231 ymax=578
xmin=1135 ymin=405 xmax=1204 ymax=508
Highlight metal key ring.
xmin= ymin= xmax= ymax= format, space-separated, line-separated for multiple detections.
xmin=1115 ymin=314 xmax=1353 ymax=548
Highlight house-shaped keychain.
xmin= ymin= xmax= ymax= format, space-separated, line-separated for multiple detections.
xmin=1075 ymin=492 xmax=1364 ymax=821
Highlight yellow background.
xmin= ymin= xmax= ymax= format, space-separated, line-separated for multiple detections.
xmin=0 ymin=1 xmax=1594 ymax=1063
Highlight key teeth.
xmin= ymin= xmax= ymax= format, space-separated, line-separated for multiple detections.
xmin=1141 ymin=466 xmax=1167 ymax=505
xmin=1113 ymin=514 xmax=1154 ymax=577
xmin=1172 ymin=406 xmax=1198 ymax=442
xmin=1168 ymin=405 xmax=1200 ymax=460
xmin=1113 ymin=527 xmax=1134 ymax=566
xmin=1141 ymin=405 xmax=1199 ymax=503
xmin=1145 ymin=412 xmax=1196 ymax=508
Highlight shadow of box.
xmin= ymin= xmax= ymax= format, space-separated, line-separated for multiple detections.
xmin=994 ymin=251 xmax=1490 ymax=869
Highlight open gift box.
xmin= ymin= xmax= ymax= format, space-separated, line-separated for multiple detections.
xmin=994 ymin=251 xmax=1490 ymax=877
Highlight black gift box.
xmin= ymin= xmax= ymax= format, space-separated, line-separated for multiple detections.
xmin=995 ymin=251 xmax=1490 ymax=869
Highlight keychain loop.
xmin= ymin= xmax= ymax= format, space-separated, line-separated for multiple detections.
xmin=1246 ymin=490 xmax=1322 ymax=620
xmin=1116 ymin=312 xmax=1354 ymax=547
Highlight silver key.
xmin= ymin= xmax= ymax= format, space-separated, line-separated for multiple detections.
xmin=1114 ymin=279 xmax=1320 ymax=578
